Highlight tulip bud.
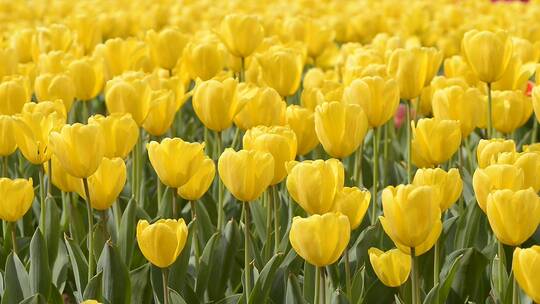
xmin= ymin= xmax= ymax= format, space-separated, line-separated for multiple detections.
xmin=193 ymin=78 xmax=238 ymax=132
xmin=286 ymin=159 xmax=344 ymax=215
xmin=93 ymin=38 xmax=149 ymax=80
xmin=289 ymin=213 xmax=350 ymax=267
xmin=395 ymin=220 xmax=442 ymax=256
xmin=476 ymin=138 xmax=516 ymax=169
xmin=0 ymin=116 xmax=17 ymax=157
xmin=218 ymin=148 xmax=274 ymax=202
xmin=218 ymin=14 xmax=264 ymax=58
xmin=34 ymin=73 xmax=76 ymax=112
xmin=461 ymin=29 xmax=513 ymax=83
xmin=343 ymin=76 xmax=400 ymax=127
xmin=105 ymin=73 xmax=151 ymax=125
xmin=142 ymin=89 xmax=177 ymax=136
xmin=513 ymin=246 xmax=540 ymax=303
xmin=411 ymin=118 xmax=461 ymax=168
xmin=432 ymin=86 xmax=483 ymax=138
xmin=258 ymin=46 xmax=304 ymax=97
xmin=37 ymin=50 xmax=72 ymax=74
xmin=368 ymin=248 xmax=411 ymax=287
xmin=285 ymin=105 xmax=319 ymax=156
xmin=314 ymin=101 xmax=368 ymax=159
xmin=300 ymin=87 xmax=326 ymax=112
xmin=380 ymin=184 xmax=440 ymax=251
xmin=493 ymin=152 xmax=540 ymax=192
xmin=76 ymin=157 xmax=126 ymax=210
xmin=443 ymin=55 xmax=479 ymax=86
xmin=0 ymin=178 xmax=34 ymax=222
xmin=67 ymin=56 xmax=105 ymax=101
xmin=69 ymin=14 xmax=102 ymax=55
xmin=44 ymin=156 xmax=81 ymax=193
xmin=0 ymin=75 xmax=31 ymax=115
xmin=331 ymin=187 xmax=370 ymax=230
xmin=22 ymin=100 xmax=67 ymax=124
xmin=419 ymin=76 xmax=469 ymax=116
xmin=486 ymin=188 xmax=540 ymax=246
xmin=234 ymin=85 xmax=286 ymax=130
xmin=183 ymin=40 xmax=224 ymax=81
xmin=283 ymin=17 xmax=335 ymax=59
xmin=81 ymin=300 xmax=102 ymax=304
xmin=413 ymin=168 xmax=462 ymax=212
xmin=31 ymin=24 xmax=73 ymax=62
xmin=177 ymin=159 xmax=215 ymax=202
xmin=146 ymin=28 xmax=189 ymax=70
xmin=472 ymin=164 xmax=525 ymax=213
xmin=523 ymin=143 xmax=540 ymax=154
xmin=492 ymin=56 xmax=533 ymax=92
xmin=0 ymin=48 xmax=18 ymax=79
xmin=490 ymin=90 xmax=532 ymax=134
xmin=49 ymin=123 xmax=105 ymax=178
xmin=136 ymin=219 xmax=188 ymax=268
xmin=10 ymin=29 xmax=34 ymax=63
xmin=88 ymin=113 xmax=139 ymax=159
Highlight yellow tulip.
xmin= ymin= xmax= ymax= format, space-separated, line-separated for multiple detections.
xmin=177 ymin=159 xmax=215 ymax=202
xmin=69 ymin=14 xmax=102 ymax=55
xmin=36 ymin=50 xmax=72 ymax=74
xmin=105 ymin=72 xmax=151 ymax=125
xmin=331 ymin=187 xmax=370 ymax=230
xmin=380 ymin=184 xmax=440 ymax=250
xmin=34 ymin=73 xmax=76 ymax=112
xmin=343 ymin=76 xmax=400 ymax=128
xmin=412 ymin=168 xmax=462 ymax=212
xmin=531 ymin=86 xmax=540 ymax=124
xmin=22 ymin=100 xmax=67 ymax=124
xmin=512 ymin=37 xmax=540 ymax=64
xmin=286 ymin=159 xmax=344 ymax=215
xmin=472 ymin=164 xmax=525 ymax=213
xmin=10 ymin=29 xmax=34 ymax=63
xmin=411 ymin=118 xmax=461 ymax=168
xmin=80 ymin=300 xmax=102 ymax=304
xmin=300 ymin=87 xmax=326 ymax=112
xmin=146 ymin=28 xmax=189 ymax=70
xmin=258 ymin=46 xmax=304 ymax=97
xmin=443 ymin=55 xmax=479 ymax=86
xmin=461 ymin=30 xmax=513 ymax=83
xmin=513 ymin=246 xmax=540 ymax=303
xmin=192 ymin=78 xmax=238 ymax=132
xmin=218 ymin=14 xmax=264 ymax=58
xmin=0 ymin=75 xmax=31 ymax=115
xmin=136 ymin=219 xmax=188 ymax=268
xmin=142 ymin=89 xmax=177 ymax=136
xmin=0 ymin=116 xmax=17 ymax=157
xmin=49 ymin=123 xmax=105 ymax=178
xmin=218 ymin=148 xmax=274 ymax=202
xmin=368 ymin=248 xmax=411 ymax=287
xmin=486 ymin=188 xmax=540 ymax=246
xmin=387 ymin=47 xmax=442 ymax=100
xmin=432 ymin=86 xmax=483 ymax=137
xmin=314 ymin=101 xmax=368 ymax=159
xmin=31 ymin=24 xmax=73 ymax=62
xmin=93 ymin=38 xmax=148 ymax=79
xmin=492 ymin=56 xmax=533 ymax=92
xmin=182 ymin=40 xmax=225 ymax=81
xmin=234 ymin=84 xmax=286 ymax=130
xmin=395 ymin=220 xmax=442 ymax=256
xmin=88 ymin=113 xmax=139 ymax=159
xmin=147 ymin=138 xmax=213 ymax=191
xmin=283 ymin=17 xmax=335 ymax=59
xmin=492 ymin=152 xmax=540 ymax=192
xmin=67 ymin=56 xmax=105 ymax=101
xmin=289 ymin=213 xmax=350 ymax=267
xmin=0 ymin=48 xmax=18 ymax=79
xmin=420 ymin=76 xmax=470 ymax=116
xmin=14 ymin=110 xmax=62 ymax=164
xmin=285 ymin=105 xmax=319 ymax=156
xmin=476 ymin=138 xmax=516 ymax=169
xmin=0 ymin=178 xmax=34 ymax=222
xmin=44 ymin=156 xmax=81 ymax=193
xmin=523 ymin=143 xmax=540 ymax=154
xmin=491 ymin=90 xmax=532 ymax=134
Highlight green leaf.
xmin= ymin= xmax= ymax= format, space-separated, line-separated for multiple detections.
xmin=195 ymin=232 xmax=220 ymax=299
xmin=18 ymin=294 xmax=47 ymax=304
xmin=48 ymin=283 xmax=64 ymax=304
xmin=302 ymin=263 xmax=315 ymax=304
xmin=195 ymin=201 xmax=216 ymax=244
xmin=169 ymin=222 xmax=194 ymax=296
xmin=249 ymin=253 xmax=284 ymax=304
xmin=3 ymin=253 xmax=31 ymax=304
xmin=447 ymin=248 xmax=490 ymax=303
xmin=130 ymin=263 xmax=150 ymax=304
xmin=101 ymin=242 xmax=131 ymax=304
xmin=423 ymin=253 xmax=464 ymax=304
xmin=170 ymin=289 xmax=188 ymax=304
xmin=51 ymin=242 xmax=68 ymax=294
xmin=286 ymin=273 xmax=307 ymax=304
xmin=351 ymin=265 xmax=365 ymax=304
xmin=454 ymin=199 xmax=483 ymax=250
xmin=83 ymin=271 xmax=102 ymax=301
xmin=45 ymin=196 xmax=61 ymax=266
xmin=29 ymin=229 xmax=51 ymax=298
xmin=64 ymin=234 xmax=88 ymax=302
xmin=118 ymin=198 xmax=137 ymax=266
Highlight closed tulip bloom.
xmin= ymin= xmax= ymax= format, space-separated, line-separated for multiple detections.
xmin=10 ymin=29 xmax=34 ymax=63
xmin=387 ymin=47 xmax=442 ymax=100
xmin=419 ymin=76 xmax=469 ymax=116
xmin=146 ymin=28 xmax=189 ymax=70
xmin=331 ymin=187 xmax=370 ymax=230
xmin=183 ymin=40 xmax=224 ymax=81
xmin=0 ymin=116 xmax=17 ymax=156
xmin=284 ymin=17 xmax=335 ymax=59
xmin=105 ymin=73 xmax=151 ymax=125
xmin=243 ymin=126 xmax=297 ymax=184
xmin=492 ymin=56 xmax=533 ymax=92
xmin=395 ymin=219 xmax=442 ymax=256
xmin=81 ymin=300 xmax=102 ymax=304
xmin=513 ymin=246 xmax=540 ymax=303
xmin=136 ymin=219 xmax=188 ymax=268
xmin=218 ymin=14 xmax=264 ymax=58
xmin=368 ymin=248 xmax=411 ymax=287
xmin=487 ymin=188 xmax=540 ymax=246
xmin=15 ymin=110 xmax=62 ymax=164
xmin=491 ymin=90 xmax=532 ymax=134
xmin=93 ymin=38 xmax=148 ymax=79
xmin=0 ymin=48 xmax=18 ymax=79
xmin=193 ymin=78 xmax=238 ymax=132
xmin=31 ymin=24 xmax=73 ymax=62
xmin=315 ymin=101 xmax=368 ymax=159
xmin=148 ymin=138 xmax=213 ymax=190
xmin=76 ymin=157 xmax=126 ymax=210
xmin=380 ymin=184 xmax=440 ymax=249
xmin=443 ymin=55 xmax=479 ymax=86
xmin=461 ymin=30 xmax=513 ymax=83
xmin=285 ymin=105 xmax=319 ymax=156
xmin=34 ymin=73 xmax=76 ymax=112
xmin=0 ymin=178 xmax=34 ymax=222
xmin=411 ymin=118 xmax=461 ymax=168
xmin=0 ymin=75 xmax=31 ymax=115
xmin=177 ymin=159 xmax=215 ymax=201
xmin=88 ymin=113 xmax=139 ymax=159
xmin=234 ymin=85 xmax=286 ymax=130
xmin=45 ymin=156 xmax=81 ymax=193
xmin=493 ymin=152 xmax=540 ymax=192
xmin=67 ymin=56 xmax=105 ymax=101
xmin=286 ymin=159 xmax=344 ymax=215
xmin=472 ymin=164 xmax=524 ymax=213
xmin=300 ymin=87 xmax=326 ymax=112
xmin=142 ymin=89 xmax=177 ymax=136
xmin=476 ymin=138 xmax=516 ymax=169
xmin=432 ymin=86 xmax=482 ymax=137
xmin=343 ymin=76 xmax=400 ymax=127
xmin=258 ymin=46 xmax=304 ymax=97
xmin=289 ymin=213 xmax=350 ymax=267
xmin=49 ymin=123 xmax=105 ymax=178
xmin=22 ymin=100 xmax=67 ymax=124
xmin=413 ymin=168 xmax=462 ymax=212
xmin=523 ymin=143 xmax=540 ymax=154
xmin=218 ymin=148 xmax=274 ymax=202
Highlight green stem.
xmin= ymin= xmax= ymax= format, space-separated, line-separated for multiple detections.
xmin=315 ymin=266 xmax=321 ymax=304
xmin=383 ymin=122 xmax=389 ymax=186
xmin=433 ymin=240 xmax=440 ymax=287
xmin=411 ymin=247 xmax=420 ymax=304
xmin=498 ymin=241 xmax=506 ymax=299
xmin=172 ymin=192 xmax=177 ymax=219
xmin=82 ymin=100 xmax=89 ymax=123
xmin=162 ymin=268 xmax=169 ymax=304
xmin=354 ymin=144 xmax=363 ymax=187
xmin=2 ymin=156 xmax=8 ymax=177
xmin=532 ymin=118 xmax=538 ymax=144
xmin=231 ymin=127 xmax=241 ymax=150
xmin=406 ymin=102 xmax=412 ymax=183
xmin=344 ymin=247 xmax=352 ymax=301
xmin=264 ymin=191 xmax=272 ymax=260
xmin=47 ymin=159 xmax=52 ymax=197
xmin=216 ymin=132 xmax=224 ymax=231
xmin=240 ymin=57 xmax=246 ymax=82
xmin=321 ymin=267 xmax=326 ymax=304
xmin=39 ymin=166 xmax=46 ymax=235
xmin=371 ymin=127 xmax=380 ymax=225
xmin=10 ymin=221 xmax=17 ymax=255
xmin=244 ymin=202 xmax=252 ymax=301
xmin=157 ymin=178 xmax=162 ymax=210
xmin=190 ymin=201 xmax=201 ymax=269
xmin=513 ymin=270 xmax=520 ymax=304
xmin=83 ymin=178 xmax=95 ymax=282
xmin=273 ymin=185 xmax=280 ymax=253
xmin=487 ymin=82 xmax=493 ymax=139
xmin=112 ymin=200 xmax=121 ymax=237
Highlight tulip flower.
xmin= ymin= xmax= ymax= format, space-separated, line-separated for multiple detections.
xmin=34 ymin=73 xmax=76 ymax=112
xmin=300 ymin=87 xmax=326 ymax=112
xmin=314 ymin=101 xmax=368 ymax=159
xmin=10 ymin=29 xmax=33 ymax=63
xmin=285 ymin=105 xmax=319 ymax=156
xmin=93 ymin=38 xmax=149 ymax=79
xmin=286 ymin=159 xmax=344 ymax=215
xmin=412 ymin=168 xmax=462 ymax=212
xmin=218 ymin=14 xmax=264 ymax=58
xmin=22 ymin=100 xmax=67 ymax=123
xmin=331 ymin=187 xmax=370 ymax=230
xmin=146 ymin=28 xmax=189 ymax=70
xmin=192 ymin=78 xmax=238 ymax=132
xmin=486 ymin=188 xmax=540 ymax=246
xmin=395 ymin=220 xmax=442 ymax=256
xmin=493 ymin=152 xmax=540 ymax=192
xmin=492 ymin=56 xmax=533 ymax=92
xmin=432 ymin=86 xmax=483 ymax=138
xmin=258 ymin=46 xmax=304 ymax=97
xmin=368 ymin=248 xmax=411 ymax=287
xmin=88 ymin=113 xmax=139 ymax=159
xmin=476 ymin=138 xmax=516 ymax=169
xmin=243 ymin=125 xmax=297 ymax=185
xmin=411 ymin=118 xmax=461 ymax=168
xmin=67 ymin=56 xmax=105 ymax=101
xmin=182 ymin=40 xmax=225 ymax=81
xmin=283 ymin=16 xmax=335 ymax=59
xmin=44 ymin=156 xmax=81 ymax=193
xmin=531 ymin=86 xmax=540 ymax=124
xmin=419 ymin=76 xmax=469 ymax=116
xmin=105 ymin=72 xmax=151 ymax=125
xmin=490 ymin=90 xmax=532 ymax=134
xmin=0 ymin=116 xmax=17 ymax=158
xmin=0 ymin=75 xmax=31 ymax=115
xmin=0 ymin=48 xmax=18 ymax=79
xmin=137 ymin=219 xmax=188 ymax=268
xmin=31 ymin=24 xmax=73 ymax=62
xmin=0 ymin=178 xmax=34 ymax=222
xmin=472 ymin=164 xmax=525 ymax=213
xmin=234 ymin=85 xmax=286 ymax=130
xmin=142 ymin=89 xmax=178 ymax=136
xmin=443 ymin=55 xmax=479 ymax=86
xmin=513 ymin=246 xmax=540 ymax=303
xmin=81 ymin=300 xmax=102 ymax=304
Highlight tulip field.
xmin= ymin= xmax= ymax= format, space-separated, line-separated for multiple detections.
xmin=3 ymin=0 xmax=540 ymax=303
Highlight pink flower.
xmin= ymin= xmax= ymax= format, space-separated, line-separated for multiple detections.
xmin=394 ymin=104 xmax=416 ymax=128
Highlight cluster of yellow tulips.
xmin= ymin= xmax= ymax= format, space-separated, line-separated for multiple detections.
xmin=2 ymin=0 xmax=540 ymax=303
